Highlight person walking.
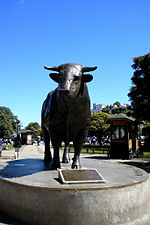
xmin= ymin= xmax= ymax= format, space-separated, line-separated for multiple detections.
xmin=13 ymin=133 xmax=22 ymax=159
xmin=0 ymin=138 xmax=2 ymax=157
xmin=37 ymin=136 xmax=41 ymax=146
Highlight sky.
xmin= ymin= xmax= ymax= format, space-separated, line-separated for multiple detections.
xmin=0 ymin=0 xmax=150 ymax=128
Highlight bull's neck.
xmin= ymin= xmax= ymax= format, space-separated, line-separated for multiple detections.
xmin=57 ymin=84 xmax=90 ymax=115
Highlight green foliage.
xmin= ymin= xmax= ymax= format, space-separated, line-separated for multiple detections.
xmin=142 ymin=123 xmax=150 ymax=151
xmin=128 ymin=53 xmax=150 ymax=123
xmin=102 ymin=102 xmax=131 ymax=116
xmin=0 ymin=106 xmax=15 ymax=138
xmin=102 ymin=105 xmax=112 ymax=113
xmin=142 ymin=123 xmax=150 ymax=135
xmin=89 ymin=111 xmax=112 ymax=135
xmin=25 ymin=122 xmax=42 ymax=138
xmin=113 ymin=101 xmax=120 ymax=107
xmin=143 ymin=152 xmax=150 ymax=158
xmin=0 ymin=107 xmax=14 ymax=120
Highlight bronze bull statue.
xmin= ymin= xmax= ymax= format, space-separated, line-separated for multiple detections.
xmin=41 ymin=63 xmax=97 ymax=169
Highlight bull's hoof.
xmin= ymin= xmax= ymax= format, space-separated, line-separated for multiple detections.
xmin=44 ymin=156 xmax=52 ymax=163
xmin=71 ymin=163 xmax=81 ymax=169
xmin=62 ymin=155 xmax=70 ymax=163
xmin=51 ymin=162 xmax=61 ymax=170
xmin=72 ymin=157 xmax=81 ymax=169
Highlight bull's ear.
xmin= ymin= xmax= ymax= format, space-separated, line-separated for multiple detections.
xmin=82 ymin=74 xmax=93 ymax=83
xmin=49 ymin=73 xmax=59 ymax=83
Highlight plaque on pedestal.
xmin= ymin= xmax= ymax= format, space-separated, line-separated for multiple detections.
xmin=58 ymin=168 xmax=106 ymax=184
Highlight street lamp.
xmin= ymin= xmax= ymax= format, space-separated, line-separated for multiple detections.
xmin=13 ymin=119 xmax=21 ymax=134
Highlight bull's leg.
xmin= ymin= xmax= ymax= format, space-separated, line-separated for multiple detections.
xmin=72 ymin=129 xmax=88 ymax=169
xmin=72 ymin=138 xmax=83 ymax=169
xmin=72 ymin=142 xmax=81 ymax=169
xmin=44 ymin=129 xmax=52 ymax=163
xmin=62 ymin=141 xmax=70 ymax=163
xmin=51 ymin=143 xmax=61 ymax=170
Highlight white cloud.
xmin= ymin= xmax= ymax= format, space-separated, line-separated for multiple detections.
xmin=18 ymin=0 xmax=25 ymax=4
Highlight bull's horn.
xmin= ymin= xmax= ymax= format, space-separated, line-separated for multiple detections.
xmin=82 ymin=66 xmax=97 ymax=72
xmin=44 ymin=66 xmax=60 ymax=72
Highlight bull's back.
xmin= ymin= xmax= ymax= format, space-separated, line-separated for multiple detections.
xmin=41 ymin=90 xmax=57 ymax=129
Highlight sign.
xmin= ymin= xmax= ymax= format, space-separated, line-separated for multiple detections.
xmin=58 ymin=168 xmax=106 ymax=184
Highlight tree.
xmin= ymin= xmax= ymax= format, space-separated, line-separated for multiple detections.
xmin=141 ymin=123 xmax=150 ymax=151
xmin=102 ymin=102 xmax=130 ymax=115
xmin=0 ymin=106 xmax=21 ymax=138
xmin=102 ymin=105 xmax=112 ymax=113
xmin=128 ymin=53 xmax=150 ymax=123
xmin=0 ymin=108 xmax=14 ymax=138
xmin=113 ymin=101 xmax=120 ymax=108
xmin=89 ymin=111 xmax=113 ymax=144
xmin=0 ymin=106 xmax=14 ymax=120
xmin=25 ymin=122 xmax=42 ymax=138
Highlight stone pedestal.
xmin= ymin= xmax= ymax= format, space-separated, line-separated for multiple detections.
xmin=0 ymin=158 xmax=150 ymax=225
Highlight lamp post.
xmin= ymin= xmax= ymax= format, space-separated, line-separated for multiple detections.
xmin=13 ymin=119 xmax=21 ymax=135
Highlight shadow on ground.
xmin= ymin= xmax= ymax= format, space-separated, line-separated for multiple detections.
xmin=120 ymin=160 xmax=150 ymax=174
xmin=0 ymin=158 xmax=52 ymax=224
xmin=82 ymin=154 xmax=110 ymax=160
xmin=0 ymin=211 xmax=23 ymax=225
xmin=82 ymin=154 xmax=150 ymax=174
xmin=0 ymin=158 xmax=52 ymax=178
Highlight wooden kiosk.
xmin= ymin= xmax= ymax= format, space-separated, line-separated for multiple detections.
xmin=21 ymin=129 xmax=33 ymax=145
xmin=107 ymin=113 xmax=139 ymax=159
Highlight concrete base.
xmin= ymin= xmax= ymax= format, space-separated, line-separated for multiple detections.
xmin=0 ymin=157 xmax=150 ymax=225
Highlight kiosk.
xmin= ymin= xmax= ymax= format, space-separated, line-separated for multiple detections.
xmin=21 ymin=129 xmax=33 ymax=145
xmin=107 ymin=113 xmax=139 ymax=159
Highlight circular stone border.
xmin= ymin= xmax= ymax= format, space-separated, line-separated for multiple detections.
xmin=0 ymin=158 xmax=150 ymax=225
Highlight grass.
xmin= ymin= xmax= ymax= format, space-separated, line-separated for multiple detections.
xmin=68 ymin=147 xmax=150 ymax=159
xmin=6 ymin=144 xmax=14 ymax=150
xmin=143 ymin=152 xmax=150 ymax=158
xmin=68 ymin=148 xmax=109 ymax=154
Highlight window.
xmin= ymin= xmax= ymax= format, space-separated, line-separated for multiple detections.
xmin=112 ymin=126 xmax=127 ymax=139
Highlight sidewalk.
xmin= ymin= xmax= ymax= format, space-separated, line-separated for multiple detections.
xmin=1 ymin=144 xmax=45 ymax=160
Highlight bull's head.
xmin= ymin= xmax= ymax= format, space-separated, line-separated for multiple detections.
xmin=44 ymin=63 xmax=97 ymax=99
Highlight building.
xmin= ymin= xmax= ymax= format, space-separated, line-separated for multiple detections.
xmin=91 ymin=103 xmax=106 ymax=114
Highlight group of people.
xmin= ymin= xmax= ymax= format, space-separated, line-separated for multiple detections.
xmin=85 ymin=135 xmax=111 ymax=146
xmin=85 ymin=136 xmax=98 ymax=145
